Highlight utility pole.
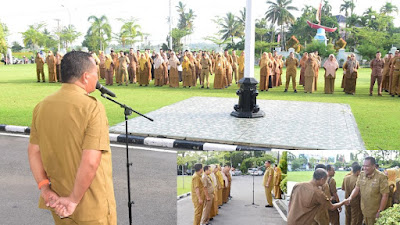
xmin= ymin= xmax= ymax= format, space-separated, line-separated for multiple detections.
xmin=55 ymin=19 xmax=61 ymax=52
xmin=169 ymin=0 xmax=173 ymax=50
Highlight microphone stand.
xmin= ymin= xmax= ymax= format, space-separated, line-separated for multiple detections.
xmin=245 ymin=171 xmax=259 ymax=207
xmin=101 ymin=94 xmax=153 ymax=225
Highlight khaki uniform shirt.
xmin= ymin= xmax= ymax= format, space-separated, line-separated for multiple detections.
xmin=231 ymin=54 xmax=238 ymax=69
xmin=35 ymin=57 xmax=44 ymax=70
xmin=285 ymin=57 xmax=299 ymax=75
xmin=356 ymin=170 xmax=389 ymax=217
xmin=128 ymin=53 xmax=137 ymax=68
xmin=370 ymin=58 xmax=385 ymax=76
xmin=383 ymin=58 xmax=392 ymax=75
xmin=391 ymin=56 xmax=400 ymax=70
xmin=328 ymin=177 xmax=337 ymax=201
xmin=342 ymin=174 xmax=361 ymax=206
xmin=29 ymin=84 xmax=115 ymax=221
xmin=288 ymin=182 xmax=331 ymax=225
xmin=118 ymin=56 xmax=130 ymax=70
xmin=200 ymin=58 xmax=211 ymax=70
xmin=202 ymin=174 xmax=214 ymax=196
xmin=263 ymin=166 xmax=274 ymax=187
xmin=191 ymin=173 xmax=204 ymax=203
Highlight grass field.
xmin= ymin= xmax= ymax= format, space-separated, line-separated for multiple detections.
xmin=0 ymin=64 xmax=399 ymax=149
xmin=288 ymin=171 xmax=348 ymax=188
xmin=177 ymin=175 xmax=192 ymax=196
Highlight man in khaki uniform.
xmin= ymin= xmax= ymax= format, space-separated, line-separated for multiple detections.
xmin=128 ymin=48 xmax=138 ymax=84
xmin=342 ymin=164 xmax=363 ymax=225
xmin=369 ymin=51 xmax=385 ymax=96
xmin=28 ymin=51 xmax=117 ymax=224
xmin=382 ymin=53 xmax=393 ymax=92
xmin=231 ymin=50 xmax=239 ymax=84
xmin=312 ymin=164 xmax=331 ymax=225
xmin=201 ymin=165 xmax=214 ymax=225
xmin=390 ymin=51 xmax=400 ymax=97
xmin=35 ymin=52 xmax=45 ymax=82
xmin=99 ymin=51 xmax=106 ymax=80
xmin=284 ymin=52 xmax=299 ymax=93
xmin=195 ymin=51 xmax=202 ymax=86
xmin=200 ymin=53 xmax=212 ymax=89
xmin=346 ymin=157 xmax=389 ymax=225
xmin=263 ymin=161 xmax=274 ymax=207
xmin=110 ymin=50 xmax=118 ymax=83
xmin=191 ymin=164 xmax=204 ymax=225
xmin=118 ymin=51 xmax=130 ymax=86
xmin=327 ymin=165 xmax=340 ymax=225
xmin=46 ymin=51 xmax=57 ymax=83
xmin=288 ymin=169 xmax=347 ymax=225
xmin=224 ymin=50 xmax=233 ymax=85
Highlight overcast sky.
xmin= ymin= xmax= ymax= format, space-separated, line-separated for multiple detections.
xmin=2 ymin=0 xmax=399 ymax=47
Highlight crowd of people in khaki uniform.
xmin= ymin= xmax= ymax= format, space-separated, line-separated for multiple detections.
xmin=287 ymin=156 xmax=399 ymax=225
xmin=191 ymin=163 xmax=232 ymax=225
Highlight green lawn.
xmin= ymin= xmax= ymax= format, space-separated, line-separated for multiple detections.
xmin=288 ymin=171 xmax=348 ymax=188
xmin=0 ymin=64 xmax=399 ymax=149
xmin=177 ymin=175 xmax=192 ymax=196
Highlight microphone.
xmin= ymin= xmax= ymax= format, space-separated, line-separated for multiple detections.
xmin=96 ymin=81 xmax=116 ymax=97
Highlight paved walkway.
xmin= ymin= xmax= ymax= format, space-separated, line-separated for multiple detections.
xmin=177 ymin=175 xmax=286 ymax=225
xmin=110 ymin=97 xmax=365 ymax=150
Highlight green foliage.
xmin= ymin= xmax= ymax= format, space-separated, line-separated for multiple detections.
xmin=304 ymin=40 xmax=335 ymax=57
xmin=376 ymin=204 xmax=400 ymax=225
xmin=59 ymin=25 xmax=81 ymax=50
xmin=11 ymin=41 xmax=23 ymax=52
xmin=83 ymin=15 xmax=112 ymax=51
xmin=280 ymin=176 xmax=287 ymax=193
xmin=0 ymin=21 xmax=8 ymax=55
xmin=279 ymin=151 xmax=288 ymax=174
xmin=21 ymin=23 xmax=57 ymax=51
xmin=291 ymin=158 xmax=306 ymax=171
xmin=116 ymin=18 xmax=143 ymax=48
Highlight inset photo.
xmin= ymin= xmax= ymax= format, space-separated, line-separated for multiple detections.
xmin=177 ymin=150 xmax=287 ymax=225
xmin=287 ymin=150 xmax=400 ymax=225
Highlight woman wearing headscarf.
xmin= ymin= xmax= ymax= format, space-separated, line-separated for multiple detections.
xmin=154 ymin=53 xmax=164 ymax=86
xmin=215 ymin=165 xmax=224 ymax=207
xmin=138 ymin=53 xmax=150 ymax=86
xmin=187 ymin=53 xmax=197 ymax=87
xmin=273 ymin=165 xmax=282 ymax=199
xmin=299 ymin=52 xmax=308 ymax=86
xmin=275 ymin=55 xmax=283 ymax=87
xmin=343 ymin=53 xmax=360 ymax=95
xmin=91 ymin=52 xmax=101 ymax=79
xmin=304 ymin=53 xmax=319 ymax=93
xmin=259 ymin=52 xmax=271 ymax=91
xmin=237 ymin=52 xmax=245 ymax=87
xmin=105 ymin=54 xmax=114 ymax=85
xmin=213 ymin=53 xmax=226 ymax=89
xmin=145 ymin=52 xmax=153 ymax=81
xmin=278 ymin=55 xmax=284 ymax=86
xmin=221 ymin=167 xmax=229 ymax=204
xmin=162 ymin=53 xmax=169 ymax=85
xmin=209 ymin=165 xmax=219 ymax=220
xmin=323 ymin=54 xmax=339 ymax=94
xmin=341 ymin=55 xmax=351 ymax=91
xmin=182 ymin=55 xmax=194 ymax=88
xmin=268 ymin=53 xmax=276 ymax=87
xmin=168 ymin=52 xmax=180 ymax=88
xmin=46 ymin=51 xmax=57 ymax=83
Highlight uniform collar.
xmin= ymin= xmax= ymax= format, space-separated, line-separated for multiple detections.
xmin=61 ymin=83 xmax=88 ymax=95
xmin=365 ymin=169 xmax=377 ymax=179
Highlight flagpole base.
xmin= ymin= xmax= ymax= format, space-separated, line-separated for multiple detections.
xmin=231 ymin=77 xmax=265 ymax=118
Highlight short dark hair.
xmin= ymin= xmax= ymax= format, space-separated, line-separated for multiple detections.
xmin=130 ymin=48 xmax=133 ymax=50
xmin=352 ymin=164 xmax=361 ymax=173
xmin=365 ymin=157 xmax=376 ymax=166
xmin=351 ymin=162 xmax=359 ymax=167
xmin=375 ymin=163 xmax=379 ymax=168
xmin=204 ymin=165 xmax=210 ymax=171
xmin=315 ymin=164 xmax=326 ymax=170
xmin=194 ymin=163 xmax=203 ymax=172
xmin=61 ymin=51 xmax=94 ymax=83
xmin=376 ymin=51 xmax=381 ymax=54
xmin=326 ymin=165 xmax=333 ymax=172
xmin=313 ymin=168 xmax=327 ymax=180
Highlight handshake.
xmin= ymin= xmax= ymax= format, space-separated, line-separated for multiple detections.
xmin=41 ymin=185 xmax=79 ymax=218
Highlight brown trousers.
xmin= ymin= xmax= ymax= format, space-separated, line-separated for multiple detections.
xmin=119 ymin=68 xmax=128 ymax=84
xmin=328 ymin=209 xmax=340 ymax=225
xmin=260 ymin=75 xmax=269 ymax=90
xmin=285 ymin=73 xmax=297 ymax=90
xmin=51 ymin=210 xmax=117 ymax=225
xmin=324 ymin=76 xmax=335 ymax=94
xmin=193 ymin=200 xmax=203 ymax=225
xmin=345 ymin=204 xmax=363 ymax=225
xmin=128 ymin=67 xmax=136 ymax=83
xmin=391 ymin=70 xmax=400 ymax=95
xmin=363 ymin=216 xmax=376 ymax=225
xmin=273 ymin=185 xmax=281 ymax=199
xmin=264 ymin=186 xmax=273 ymax=206
xmin=232 ymin=66 xmax=238 ymax=83
xmin=370 ymin=75 xmax=382 ymax=94
xmin=201 ymin=194 xmax=214 ymax=224
xmin=106 ymin=68 xmax=114 ymax=85
xmin=218 ymin=188 xmax=223 ymax=206
xmin=201 ymin=69 xmax=210 ymax=88
xmin=100 ymin=68 xmax=106 ymax=79
xmin=36 ymin=69 xmax=45 ymax=81
xmin=345 ymin=77 xmax=357 ymax=94
xmin=304 ymin=76 xmax=315 ymax=93
xmin=382 ymin=75 xmax=390 ymax=90
xmin=56 ymin=64 xmax=61 ymax=82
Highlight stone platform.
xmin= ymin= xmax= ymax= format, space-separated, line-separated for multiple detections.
xmin=109 ymin=97 xmax=365 ymax=150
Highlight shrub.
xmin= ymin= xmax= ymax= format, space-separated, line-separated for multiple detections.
xmin=376 ymin=204 xmax=400 ymax=225
xmin=304 ymin=40 xmax=335 ymax=58
xmin=280 ymin=176 xmax=287 ymax=194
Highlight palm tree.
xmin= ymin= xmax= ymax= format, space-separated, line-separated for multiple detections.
xmin=219 ymin=12 xmax=241 ymax=47
xmin=21 ymin=24 xmax=45 ymax=50
xmin=340 ymin=0 xmax=354 ymax=18
xmin=185 ymin=9 xmax=196 ymax=33
xmin=176 ymin=1 xmax=186 ymax=30
xmin=87 ymin=15 xmax=112 ymax=51
xmin=380 ymin=2 xmax=399 ymax=16
xmin=265 ymin=0 xmax=298 ymax=49
xmin=321 ymin=0 xmax=332 ymax=16
xmin=117 ymin=18 xmax=143 ymax=48
xmin=236 ymin=7 xmax=246 ymax=41
xmin=60 ymin=25 xmax=81 ymax=50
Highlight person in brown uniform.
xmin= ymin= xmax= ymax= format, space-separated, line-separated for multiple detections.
xmin=110 ymin=50 xmax=119 ymax=83
xmin=263 ymin=160 xmax=274 ymax=207
xmin=201 ymin=165 xmax=214 ymax=225
xmin=169 ymin=52 xmax=180 ymax=88
xmin=118 ymin=51 xmax=130 ymax=86
xmin=287 ymin=169 xmax=347 ymax=225
xmin=326 ymin=165 xmax=341 ymax=225
xmin=216 ymin=165 xmax=224 ymax=206
xmin=231 ymin=50 xmax=239 ymax=84
xmin=200 ymin=53 xmax=212 ymax=89
xmin=341 ymin=55 xmax=351 ymax=91
xmin=55 ymin=52 xmax=63 ymax=82
xmin=104 ymin=55 xmax=114 ymax=85
xmin=28 ymin=51 xmax=117 ymax=224
xmin=369 ymin=51 xmax=385 ymax=96
xmin=209 ymin=165 xmax=219 ymax=220
xmin=342 ymin=164 xmax=363 ymax=225
xmin=182 ymin=56 xmax=194 ymax=88
xmin=390 ymin=51 xmax=400 ymax=97
xmin=312 ymin=164 xmax=331 ymax=225
xmin=99 ymin=51 xmax=106 ymax=80
xmin=224 ymin=50 xmax=233 ymax=86
xmin=344 ymin=54 xmax=360 ymax=95
xmin=259 ymin=52 xmax=271 ymax=91
xmin=346 ymin=157 xmax=389 ymax=225
xmin=237 ymin=52 xmax=245 ymax=86
xmin=154 ymin=53 xmax=165 ymax=86
xmin=191 ymin=164 xmax=204 ymax=225
xmin=273 ymin=164 xmax=282 ymax=199
xmin=35 ymin=53 xmax=45 ymax=82
xmin=128 ymin=48 xmax=138 ymax=84
xmin=214 ymin=54 xmax=226 ymax=89
xmin=299 ymin=53 xmax=308 ymax=86
xmin=314 ymin=51 xmax=321 ymax=91
xmin=284 ymin=52 xmax=299 ymax=93
xmin=323 ymin=54 xmax=339 ymax=94
xmin=46 ymin=51 xmax=57 ymax=83
xmin=382 ymin=53 xmax=393 ymax=92
xmin=138 ymin=53 xmax=150 ymax=86
xmin=276 ymin=54 xmax=283 ymax=87
xmin=195 ymin=51 xmax=202 ymax=86
xmin=304 ymin=54 xmax=319 ymax=93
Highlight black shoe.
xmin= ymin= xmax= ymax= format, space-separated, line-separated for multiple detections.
xmin=42 ymin=81 xmax=45 ymax=82
xmin=378 ymin=94 xmax=382 ymax=96
xmin=265 ymin=205 xmax=273 ymax=208
xmin=392 ymin=95 xmax=395 ymax=97
xmin=201 ymin=86 xmax=204 ymax=88
xmin=207 ymin=87 xmax=209 ymax=89
xmin=118 ymin=84 xmax=122 ymax=86
xmin=261 ymin=90 xmax=264 ymax=92
xmin=126 ymin=84 xmax=128 ymax=86
xmin=385 ymin=89 xmax=388 ymax=92
xmin=284 ymin=89 xmax=287 ymax=92
xmin=183 ymin=86 xmax=186 ymax=88
xmin=37 ymin=80 xmax=40 ymax=82
xmin=369 ymin=93 xmax=372 ymax=96
xmin=209 ymin=218 xmax=214 ymax=221
xmin=294 ymin=90 xmax=297 ymax=93
xmin=130 ymin=81 xmax=133 ymax=84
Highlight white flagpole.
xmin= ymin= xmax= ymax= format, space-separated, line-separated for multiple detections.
xmin=244 ymin=0 xmax=255 ymax=78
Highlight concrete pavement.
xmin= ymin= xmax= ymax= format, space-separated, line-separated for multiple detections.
xmin=178 ymin=175 xmax=286 ymax=225
xmin=0 ymin=132 xmax=177 ymax=225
